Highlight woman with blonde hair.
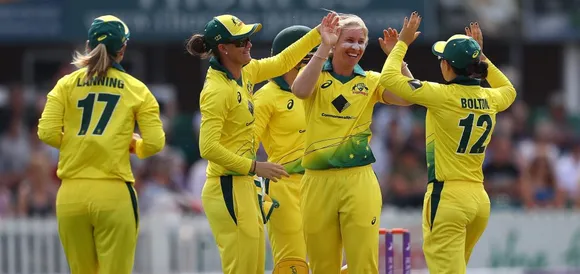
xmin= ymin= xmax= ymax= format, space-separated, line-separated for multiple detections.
xmin=186 ymin=13 xmax=339 ymax=274
xmin=38 ymin=15 xmax=165 ymax=274
xmin=291 ymin=12 xmax=414 ymax=273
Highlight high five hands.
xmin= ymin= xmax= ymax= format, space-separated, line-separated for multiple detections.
xmin=398 ymin=11 xmax=422 ymax=46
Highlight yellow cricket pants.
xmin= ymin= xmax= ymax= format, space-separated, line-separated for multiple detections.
xmin=56 ymin=179 xmax=139 ymax=274
xmin=265 ymin=173 xmax=307 ymax=265
xmin=301 ymin=165 xmax=382 ymax=274
xmin=422 ymin=181 xmax=490 ymax=274
xmin=202 ymin=175 xmax=265 ymax=274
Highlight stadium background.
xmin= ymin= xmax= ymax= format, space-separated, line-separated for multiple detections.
xmin=0 ymin=0 xmax=580 ymax=273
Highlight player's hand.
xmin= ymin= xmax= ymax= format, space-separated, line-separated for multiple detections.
xmin=254 ymin=162 xmax=289 ymax=182
xmin=129 ymin=133 xmax=141 ymax=154
xmin=465 ymin=22 xmax=486 ymax=60
xmin=398 ymin=11 xmax=422 ymax=46
xmin=318 ymin=12 xmax=341 ymax=47
xmin=378 ymin=28 xmax=399 ymax=55
xmin=465 ymin=22 xmax=483 ymax=51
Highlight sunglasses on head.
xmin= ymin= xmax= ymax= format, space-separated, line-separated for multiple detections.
xmin=229 ymin=37 xmax=251 ymax=47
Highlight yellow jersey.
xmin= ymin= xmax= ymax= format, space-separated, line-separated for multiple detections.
xmin=199 ymin=29 xmax=321 ymax=178
xmin=301 ymin=59 xmax=386 ymax=170
xmin=380 ymin=41 xmax=517 ymax=183
xmin=37 ymin=63 xmax=165 ymax=183
xmin=254 ymin=79 xmax=306 ymax=174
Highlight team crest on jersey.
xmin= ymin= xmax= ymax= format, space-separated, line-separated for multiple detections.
xmin=352 ymin=83 xmax=369 ymax=95
xmin=246 ymin=82 xmax=253 ymax=93
xmin=237 ymin=91 xmax=242 ymax=103
xmin=248 ymin=100 xmax=254 ymax=116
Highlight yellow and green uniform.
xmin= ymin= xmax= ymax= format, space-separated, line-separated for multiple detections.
xmin=198 ymin=14 xmax=321 ymax=274
xmin=380 ymin=38 xmax=516 ymax=274
xmin=253 ymin=78 xmax=307 ymax=265
xmin=300 ymin=59 xmax=385 ymax=274
xmin=38 ymin=15 xmax=165 ymax=274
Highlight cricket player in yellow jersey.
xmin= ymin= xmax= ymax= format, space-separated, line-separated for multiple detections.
xmin=253 ymin=25 xmax=317 ymax=272
xmin=186 ymin=13 xmax=337 ymax=274
xmin=380 ymin=13 xmax=517 ymax=274
xmin=37 ymin=15 xmax=165 ymax=274
xmin=291 ymin=13 xmax=414 ymax=274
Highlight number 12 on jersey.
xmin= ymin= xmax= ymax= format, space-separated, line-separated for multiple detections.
xmin=77 ymin=93 xmax=120 ymax=136
xmin=457 ymin=113 xmax=493 ymax=154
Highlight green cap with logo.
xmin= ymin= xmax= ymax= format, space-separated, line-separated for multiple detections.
xmin=432 ymin=34 xmax=481 ymax=69
xmin=203 ymin=15 xmax=262 ymax=47
xmin=271 ymin=25 xmax=316 ymax=56
xmin=88 ymin=15 xmax=130 ymax=54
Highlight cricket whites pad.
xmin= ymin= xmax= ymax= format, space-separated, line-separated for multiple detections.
xmin=273 ymin=257 xmax=309 ymax=274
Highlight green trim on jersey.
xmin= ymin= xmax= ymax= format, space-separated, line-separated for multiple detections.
xmin=283 ymin=157 xmax=305 ymax=174
xmin=209 ymin=57 xmax=243 ymax=86
xmin=448 ymin=75 xmax=480 ymax=86
xmin=272 ymin=76 xmax=291 ymax=92
xmin=322 ymin=58 xmax=366 ymax=84
xmin=112 ymin=62 xmax=126 ymax=73
xmin=305 ymin=129 xmax=375 ymax=170
xmin=427 ymin=140 xmax=436 ymax=183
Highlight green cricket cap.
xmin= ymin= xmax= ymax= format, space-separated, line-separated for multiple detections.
xmin=88 ymin=15 xmax=130 ymax=54
xmin=432 ymin=34 xmax=481 ymax=69
xmin=271 ymin=25 xmax=316 ymax=56
xmin=204 ymin=15 xmax=262 ymax=47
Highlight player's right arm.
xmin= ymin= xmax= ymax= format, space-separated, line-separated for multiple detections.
xmin=135 ymin=88 xmax=166 ymax=159
xmin=38 ymin=77 xmax=67 ymax=149
xmin=291 ymin=43 xmax=329 ymax=99
xmin=379 ymin=41 xmax=449 ymax=108
xmin=482 ymin=56 xmax=517 ymax=112
xmin=199 ymin=83 xmax=254 ymax=175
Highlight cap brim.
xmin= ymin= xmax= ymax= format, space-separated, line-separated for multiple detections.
xmin=432 ymin=41 xmax=446 ymax=57
xmin=231 ymin=23 xmax=262 ymax=40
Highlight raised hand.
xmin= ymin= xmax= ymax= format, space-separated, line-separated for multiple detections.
xmin=317 ymin=12 xmax=341 ymax=46
xmin=398 ymin=11 xmax=422 ymax=46
xmin=378 ymin=28 xmax=399 ymax=55
xmin=465 ymin=22 xmax=483 ymax=51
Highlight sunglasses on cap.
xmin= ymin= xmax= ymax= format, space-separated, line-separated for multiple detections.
xmin=229 ymin=37 xmax=251 ymax=47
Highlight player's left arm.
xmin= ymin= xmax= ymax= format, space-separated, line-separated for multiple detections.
xmin=38 ymin=78 xmax=66 ymax=149
xmin=379 ymin=41 xmax=448 ymax=108
xmin=374 ymin=64 xmax=415 ymax=106
xmin=253 ymin=89 xmax=273 ymax=145
xmin=135 ymin=88 xmax=166 ymax=159
xmin=245 ymin=29 xmax=321 ymax=84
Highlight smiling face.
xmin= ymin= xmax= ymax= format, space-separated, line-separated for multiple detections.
xmin=219 ymin=37 xmax=253 ymax=66
xmin=335 ymin=28 xmax=367 ymax=67
xmin=332 ymin=15 xmax=368 ymax=70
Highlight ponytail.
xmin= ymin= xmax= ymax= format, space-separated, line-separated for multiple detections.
xmin=186 ymin=34 xmax=213 ymax=59
xmin=466 ymin=61 xmax=488 ymax=80
xmin=450 ymin=60 xmax=489 ymax=80
xmin=71 ymin=43 xmax=113 ymax=82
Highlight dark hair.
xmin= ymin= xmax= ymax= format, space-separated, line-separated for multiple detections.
xmin=186 ymin=34 xmax=213 ymax=59
xmin=450 ymin=61 xmax=489 ymax=80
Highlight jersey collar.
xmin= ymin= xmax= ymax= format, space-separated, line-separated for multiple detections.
xmin=272 ymin=76 xmax=291 ymax=92
xmin=322 ymin=58 xmax=366 ymax=84
xmin=209 ymin=57 xmax=243 ymax=86
xmin=112 ymin=62 xmax=126 ymax=72
xmin=447 ymin=75 xmax=480 ymax=86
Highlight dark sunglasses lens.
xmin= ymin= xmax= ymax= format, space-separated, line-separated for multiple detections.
xmin=233 ymin=38 xmax=250 ymax=47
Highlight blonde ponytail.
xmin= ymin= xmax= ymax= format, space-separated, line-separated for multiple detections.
xmin=71 ymin=43 xmax=113 ymax=82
